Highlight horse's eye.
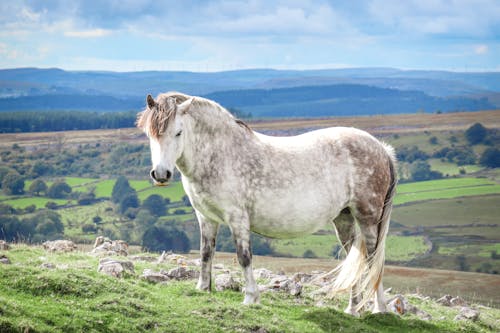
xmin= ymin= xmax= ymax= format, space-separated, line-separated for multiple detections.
xmin=175 ymin=130 xmax=182 ymax=137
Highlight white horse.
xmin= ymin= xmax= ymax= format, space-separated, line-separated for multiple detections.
xmin=137 ymin=92 xmax=397 ymax=315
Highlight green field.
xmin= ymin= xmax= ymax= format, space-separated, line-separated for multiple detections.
xmin=271 ymin=234 xmax=430 ymax=262
xmin=394 ymin=178 xmax=500 ymax=205
xmin=2 ymin=197 xmax=73 ymax=209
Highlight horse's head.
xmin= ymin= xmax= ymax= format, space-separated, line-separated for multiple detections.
xmin=137 ymin=93 xmax=193 ymax=186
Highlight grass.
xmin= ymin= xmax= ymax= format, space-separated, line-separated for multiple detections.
xmin=394 ymin=178 xmax=500 ymax=205
xmin=1 ymin=244 xmax=499 ymax=332
xmin=392 ymin=195 xmax=500 ymax=229
xmin=428 ymin=159 xmax=483 ymax=176
xmin=271 ymin=233 xmax=430 ymax=262
xmin=2 ymin=197 xmax=72 ymax=209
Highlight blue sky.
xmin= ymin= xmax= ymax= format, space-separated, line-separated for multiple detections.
xmin=0 ymin=0 xmax=499 ymax=72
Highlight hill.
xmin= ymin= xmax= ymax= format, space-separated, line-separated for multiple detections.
xmin=0 ymin=244 xmax=499 ymax=332
xmin=0 ymin=67 xmax=498 ymax=117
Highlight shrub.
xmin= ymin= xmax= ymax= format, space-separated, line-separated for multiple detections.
xmin=2 ymin=172 xmax=25 ymax=195
xmin=465 ymin=123 xmax=487 ymax=145
xmin=480 ymin=147 xmax=500 ymax=168
xmin=142 ymin=224 xmax=191 ymax=253
xmin=47 ymin=181 xmax=72 ymax=199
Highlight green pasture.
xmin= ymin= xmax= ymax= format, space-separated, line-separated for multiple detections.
xmin=2 ymin=197 xmax=72 ymax=209
xmin=137 ymin=181 xmax=186 ymax=202
xmin=392 ymin=194 xmax=500 ymax=229
xmin=437 ymin=243 xmax=500 ymax=258
xmin=394 ymin=178 xmax=500 ymax=205
xmin=428 ymin=159 xmax=482 ymax=176
xmin=271 ymin=234 xmax=430 ymax=262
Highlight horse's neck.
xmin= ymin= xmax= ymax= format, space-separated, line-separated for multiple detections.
xmin=176 ymin=109 xmax=255 ymax=180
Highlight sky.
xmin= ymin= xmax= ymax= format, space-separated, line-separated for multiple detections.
xmin=0 ymin=0 xmax=499 ymax=72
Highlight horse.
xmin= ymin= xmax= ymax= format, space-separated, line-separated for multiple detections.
xmin=136 ymin=92 xmax=397 ymax=315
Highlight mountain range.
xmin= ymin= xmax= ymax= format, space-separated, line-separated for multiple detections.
xmin=0 ymin=67 xmax=498 ymax=117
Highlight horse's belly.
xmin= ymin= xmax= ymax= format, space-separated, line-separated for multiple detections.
xmin=250 ymin=196 xmax=335 ymax=239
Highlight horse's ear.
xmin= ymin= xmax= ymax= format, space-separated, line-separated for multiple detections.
xmin=146 ymin=94 xmax=156 ymax=109
xmin=178 ymin=97 xmax=194 ymax=114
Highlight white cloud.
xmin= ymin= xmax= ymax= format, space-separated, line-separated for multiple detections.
xmin=64 ymin=28 xmax=112 ymax=38
xmin=474 ymin=44 xmax=489 ymax=55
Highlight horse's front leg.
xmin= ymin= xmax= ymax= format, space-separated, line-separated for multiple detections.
xmin=196 ymin=212 xmax=219 ymax=291
xmin=230 ymin=213 xmax=260 ymax=305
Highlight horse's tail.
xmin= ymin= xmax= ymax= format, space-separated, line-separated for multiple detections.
xmin=328 ymin=143 xmax=397 ymax=310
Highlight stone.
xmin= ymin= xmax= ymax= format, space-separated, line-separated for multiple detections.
xmin=254 ymin=268 xmax=274 ymax=280
xmin=0 ymin=240 xmax=10 ymax=250
xmin=291 ymin=272 xmax=313 ymax=284
xmin=97 ymin=258 xmax=134 ymax=278
xmin=388 ymin=295 xmax=406 ymax=315
xmin=43 ymin=240 xmax=77 ymax=252
xmin=268 ymin=276 xmax=302 ymax=296
xmin=436 ymin=295 xmax=453 ymax=307
xmin=450 ymin=296 xmax=467 ymax=307
xmin=141 ymin=269 xmax=170 ymax=283
xmin=0 ymin=254 xmax=10 ymax=264
xmin=40 ymin=262 xmax=56 ymax=269
xmin=157 ymin=251 xmax=188 ymax=265
xmin=454 ymin=307 xmax=480 ymax=322
xmin=215 ymin=273 xmax=241 ymax=292
xmin=166 ymin=266 xmax=199 ymax=280
xmin=91 ymin=236 xmax=128 ymax=256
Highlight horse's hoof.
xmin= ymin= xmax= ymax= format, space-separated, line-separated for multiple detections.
xmin=243 ymin=294 xmax=260 ymax=305
xmin=344 ymin=307 xmax=360 ymax=317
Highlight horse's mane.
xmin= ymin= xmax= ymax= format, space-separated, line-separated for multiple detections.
xmin=136 ymin=92 xmax=252 ymax=138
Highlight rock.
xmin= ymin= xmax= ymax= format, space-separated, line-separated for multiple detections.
xmin=40 ymin=262 xmax=56 ymax=269
xmin=43 ymin=240 xmax=77 ymax=252
xmin=157 ymin=251 xmax=188 ymax=265
xmin=291 ymin=272 xmax=313 ymax=284
xmin=0 ymin=240 xmax=10 ymax=250
xmin=454 ymin=307 xmax=480 ymax=322
xmin=436 ymin=295 xmax=453 ymax=307
xmin=254 ymin=268 xmax=274 ymax=280
xmin=268 ymin=276 xmax=302 ymax=296
xmin=450 ymin=296 xmax=467 ymax=307
xmin=91 ymin=236 xmax=128 ymax=256
xmin=0 ymin=254 xmax=10 ymax=264
xmin=166 ymin=266 xmax=199 ymax=280
xmin=129 ymin=255 xmax=158 ymax=262
xmin=215 ymin=273 xmax=241 ymax=291
xmin=213 ymin=263 xmax=225 ymax=270
xmin=388 ymin=295 xmax=406 ymax=315
xmin=97 ymin=258 xmax=134 ymax=278
xmin=141 ymin=269 xmax=170 ymax=283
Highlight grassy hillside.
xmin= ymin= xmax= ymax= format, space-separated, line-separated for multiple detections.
xmin=1 ymin=244 xmax=499 ymax=332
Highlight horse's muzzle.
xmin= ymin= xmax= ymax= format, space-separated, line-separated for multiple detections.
xmin=150 ymin=169 xmax=172 ymax=186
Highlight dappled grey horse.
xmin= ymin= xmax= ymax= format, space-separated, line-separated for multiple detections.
xmin=137 ymin=92 xmax=397 ymax=315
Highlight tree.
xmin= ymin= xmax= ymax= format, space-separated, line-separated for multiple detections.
xmin=142 ymin=224 xmax=191 ymax=253
xmin=409 ymin=161 xmax=443 ymax=182
xmin=479 ymin=148 xmax=500 ymax=168
xmin=47 ymin=181 xmax=72 ymax=199
xmin=112 ymin=176 xmax=135 ymax=203
xmin=119 ymin=193 xmax=140 ymax=214
xmin=142 ymin=194 xmax=167 ymax=217
xmin=2 ymin=172 xmax=25 ymax=195
xmin=30 ymin=161 xmax=53 ymax=178
xmin=465 ymin=123 xmax=487 ymax=145
xmin=29 ymin=179 xmax=47 ymax=196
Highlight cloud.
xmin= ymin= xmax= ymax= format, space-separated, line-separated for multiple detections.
xmin=64 ymin=28 xmax=111 ymax=38
xmin=474 ymin=44 xmax=489 ymax=55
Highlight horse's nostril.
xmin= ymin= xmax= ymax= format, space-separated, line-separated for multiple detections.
xmin=150 ymin=169 xmax=156 ymax=180
xmin=166 ymin=170 xmax=172 ymax=180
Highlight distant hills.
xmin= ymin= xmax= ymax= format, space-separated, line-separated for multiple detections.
xmin=0 ymin=67 xmax=498 ymax=117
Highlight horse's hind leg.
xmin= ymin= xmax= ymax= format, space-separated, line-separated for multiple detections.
xmin=356 ymin=218 xmax=388 ymax=314
xmin=229 ymin=212 xmax=260 ymax=304
xmin=333 ymin=209 xmax=362 ymax=316
xmin=196 ymin=212 xmax=219 ymax=291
